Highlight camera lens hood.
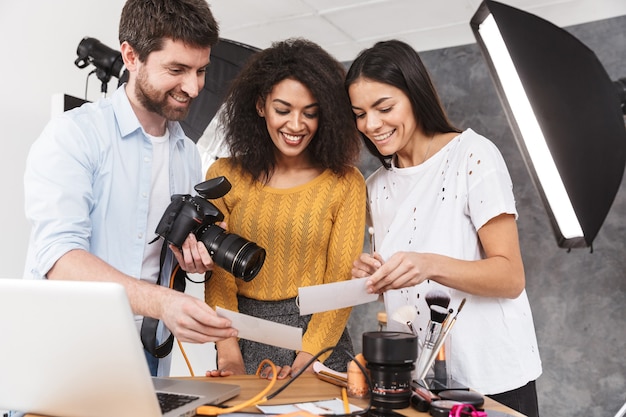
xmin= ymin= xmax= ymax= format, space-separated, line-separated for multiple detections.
xmin=363 ymin=331 xmax=418 ymax=364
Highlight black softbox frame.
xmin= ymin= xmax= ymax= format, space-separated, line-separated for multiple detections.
xmin=471 ymin=0 xmax=626 ymax=249
xmin=180 ymin=38 xmax=260 ymax=142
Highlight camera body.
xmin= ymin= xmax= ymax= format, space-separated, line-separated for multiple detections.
xmin=155 ymin=176 xmax=266 ymax=281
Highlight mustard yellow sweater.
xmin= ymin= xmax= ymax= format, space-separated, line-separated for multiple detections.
xmin=205 ymin=158 xmax=366 ymax=360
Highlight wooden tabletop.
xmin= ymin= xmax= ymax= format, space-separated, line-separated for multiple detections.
xmin=25 ymin=374 xmax=526 ymax=416
xmin=189 ymin=374 xmax=527 ymax=417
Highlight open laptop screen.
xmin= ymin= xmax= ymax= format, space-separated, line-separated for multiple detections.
xmin=0 ymin=279 xmax=238 ymax=417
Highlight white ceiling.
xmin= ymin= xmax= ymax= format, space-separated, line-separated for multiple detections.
xmin=209 ymin=0 xmax=626 ymax=61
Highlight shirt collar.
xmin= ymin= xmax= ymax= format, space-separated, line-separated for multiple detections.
xmin=111 ymin=85 xmax=187 ymax=145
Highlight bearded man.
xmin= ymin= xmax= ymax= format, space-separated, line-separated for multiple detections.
xmin=23 ymin=0 xmax=237 ymax=377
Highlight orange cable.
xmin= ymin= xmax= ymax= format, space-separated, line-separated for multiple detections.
xmin=195 ymin=359 xmax=278 ymax=415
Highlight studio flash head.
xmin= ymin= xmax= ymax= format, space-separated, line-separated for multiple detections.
xmin=74 ymin=37 xmax=126 ymax=94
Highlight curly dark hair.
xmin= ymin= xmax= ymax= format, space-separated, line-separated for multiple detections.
xmin=119 ymin=0 xmax=219 ymax=62
xmin=219 ymin=38 xmax=361 ymax=182
xmin=345 ymin=40 xmax=459 ymax=169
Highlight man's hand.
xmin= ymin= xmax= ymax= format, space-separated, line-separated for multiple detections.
xmin=46 ymin=249 xmax=237 ymax=343
xmin=170 ymin=233 xmax=214 ymax=274
xmin=171 ymin=221 xmax=228 ymax=274
xmin=160 ymin=290 xmax=237 ymax=343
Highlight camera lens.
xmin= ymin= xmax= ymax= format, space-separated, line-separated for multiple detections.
xmin=198 ymin=224 xmax=266 ymax=281
xmin=363 ymin=331 xmax=418 ymax=410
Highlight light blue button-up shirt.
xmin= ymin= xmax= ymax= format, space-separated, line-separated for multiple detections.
xmin=24 ymin=85 xmax=203 ymax=285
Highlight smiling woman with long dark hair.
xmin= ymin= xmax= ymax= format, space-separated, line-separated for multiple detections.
xmin=346 ymin=39 xmax=542 ymax=417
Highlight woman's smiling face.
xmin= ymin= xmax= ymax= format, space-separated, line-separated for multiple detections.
xmin=348 ymin=77 xmax=419 ymax=157
xmin=257 ymin=78 xmax=319 ymax=160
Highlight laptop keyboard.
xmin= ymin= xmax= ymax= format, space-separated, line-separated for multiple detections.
xmin=156 ymin=391 xmax=200 ymax=413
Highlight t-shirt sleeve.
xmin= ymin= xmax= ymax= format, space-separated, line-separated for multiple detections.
xmin=465 ymin=139 xmax=518 ymax=230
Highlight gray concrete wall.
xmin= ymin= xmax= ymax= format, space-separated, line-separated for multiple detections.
xmin=347 ymin=15 xmax=626 ymax=417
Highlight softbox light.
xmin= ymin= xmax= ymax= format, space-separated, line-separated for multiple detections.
xmin=180 ymin=38 xmax=260 ymax=142
xmin=471 ymin=0 xmax=626 ymax=249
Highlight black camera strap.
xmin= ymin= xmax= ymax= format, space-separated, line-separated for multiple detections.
xmin=140 ymin=242 xmax=187 ymax=359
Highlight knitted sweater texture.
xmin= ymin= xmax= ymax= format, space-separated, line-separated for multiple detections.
xmin=205 ymin=158 xmax=366 ymax=359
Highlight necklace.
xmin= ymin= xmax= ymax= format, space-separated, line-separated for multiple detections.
xmin=422 ymin=135 xmax=435 ymax=163
xmin=395 ymin=135 xmax=436 ymax=167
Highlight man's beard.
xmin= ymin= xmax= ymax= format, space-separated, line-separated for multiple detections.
xmin=134 ymin=69 xmax=192 ymax=122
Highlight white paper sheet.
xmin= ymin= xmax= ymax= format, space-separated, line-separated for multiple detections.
xmin=297 ymin=278 xmax=379 ymax=315
xmin=216 ymin=307 xmax=302 ymax=351
xmin=257 ymin=399 xmax=362 ymax=415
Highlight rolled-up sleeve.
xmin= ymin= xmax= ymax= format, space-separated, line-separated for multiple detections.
xmin=24 ymin=114 xmax=99 ymax=278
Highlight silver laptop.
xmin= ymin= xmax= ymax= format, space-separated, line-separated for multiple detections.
xmin=0 ymin=278 xmax=239 ymax=417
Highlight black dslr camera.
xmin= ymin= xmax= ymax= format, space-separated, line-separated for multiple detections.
xmin=155 ymin=176 xmax=266 ymax=281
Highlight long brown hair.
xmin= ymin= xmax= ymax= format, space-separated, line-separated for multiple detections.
xmin=346 ymin=40 xmax=459 ymax=169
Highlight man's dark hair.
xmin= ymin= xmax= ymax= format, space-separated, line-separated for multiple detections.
xmin=119 ymin=0 xmax=219 ymax=62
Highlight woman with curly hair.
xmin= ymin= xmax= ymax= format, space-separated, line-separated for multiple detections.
xmin=204 ymin=38 xmax=366 ymax=379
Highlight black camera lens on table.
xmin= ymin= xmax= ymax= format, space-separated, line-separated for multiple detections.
xmin=363 ymin=331 xmax=418 ymax=412
xmin=154 ymin=176 xmax=266 ymax=281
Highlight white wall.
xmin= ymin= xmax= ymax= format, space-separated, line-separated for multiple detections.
xmin=0 ymin=0 xmax=215 ymax=375
xmin=1 ymin=0 xmax=125 ymax=277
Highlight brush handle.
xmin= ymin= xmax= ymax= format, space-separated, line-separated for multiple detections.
xmin=417 ymin=298 xmax=466 ymax=381
xmin=417 ymin=315 xmax=459 ymax=381
xmin=407 ymin=321 xmax=418 ymax=337
xmin=415 ymin=345 xmax=434 ymax=380
xmin=414 ymin=320 xmax=443 ymax=378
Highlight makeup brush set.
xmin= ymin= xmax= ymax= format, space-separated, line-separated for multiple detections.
xmin=390 ymin=290 xmax=482 ymax=416
xmin=391 ymin=289 xmax=468 ymax=391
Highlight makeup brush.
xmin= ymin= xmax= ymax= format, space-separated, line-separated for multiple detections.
xmin=433 ymin=307 xmax=454 ymax=382
xmin=391 ymin=305 xmax=418 ymax=336
xmin=417 ymin=298 xmax=466 ymax=382
xmin=368 ymin=226 xmax=375 ymax=255
xmin=424 ymin=289 xmax=451 ymax=380
xmin=415 ymin=304 xmax=448 ymax=380
xmin=425 ymin=289 xmax=450 ymax=309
